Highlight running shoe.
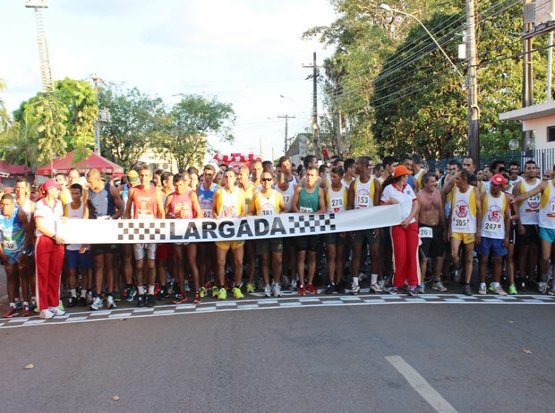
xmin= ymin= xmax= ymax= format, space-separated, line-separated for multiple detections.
xmin=538 ymin=282 xmax=547 ymax=294
xmin=452 ymin=268 xmax=462 ymax=283
xmin=156 ymin=288 xmax=168 ymax=301
xmin=370 ymin=283 xmax=383 ymax=294
xmin=307 ymin=283 xmax=318 ymax=295
xmin=50 ymin=306 xmax=66 ymax=317
xmin=173 ymin=294 xmax=188 ymax=304
xmin=407 ymin=286 xmax=418 ymax=297
xmin=325 ymin=284 xmax=336 ymax=294
xmin=3 ymin=305 xmax=18 ymax=318
xmin=22 ymin=303 xmax=32 ymax=317
xmin=508 ymin=284 xmax=517 ymax=295
xmin=67 ymin=297 xmax=77 ymax=308
xmin=432 ymin=281 xmax=447 ymax=292
xmin=298 ymin=285 xmax=306 ymax=296
xmin=232 ymin=286 xmax=244 ymax=299
xmin=493 ymin=286 xmax=507 ymax=296
xmin=146 ymin=294 xmax=156 ymax=307
xmin=77 ymin=296 xmax=87 ymax=307
xmin=246 ymin=282 xmax=255 ymax=293
xmin=198 ymin=287 xmax=207 ymax=298
xmin=336 ymin=281 xmax=346 ymax=294
xmin=212 ymin=286 xmax=220 ymax=298
xmin=193 ymin=292 xmax=201 ymax=304
xmin=463 ymin=284 xmax=472 ymax=296
xmin=350 ymin=282 xmax=360 ymax=295
xmin=218 ymin=287 xmax=227 ymax=300
xmin=125 ymin=286 xmax=137 ymax=303
xmin=387 ymin=286 xmax=401 ymax=294
xmin=137 ymin=295 xmax=147 ymax=307
xmin=264 ymin=284 xmax=272 ymax=297
xmin=479 ymin=284 xmax=487 ymax=295
xmin=40 ymin=309 xmax=54 ymax=319
xmin=106 ymin=295 xmax=117 ymax=309
xmin=90 ymin=296 xmax=103 ymax=311
xmin=58 ymin=300 xmax=65 ymax=311
xmin=290 ymin=279 xmax=298 ymax=291
xmin=272 ymin=282 xmax=281 ymax=297
xmin=86 ymin=290 xmax=93 ymax=304
xmin=417 ymin=283 xmax=425 ymax=294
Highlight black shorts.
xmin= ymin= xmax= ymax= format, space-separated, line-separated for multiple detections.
xmin=515 ymin=224 xmax=539 ymax=246
xmin=508 ymin=221 xmax=517 ymax=245
xmin=91 ymin=244 xmax=119 ymax=256
xmin=419 ymin=225 xmax=445 ymax=258
xmin=295 ymin=235 xmax=319 ymax=252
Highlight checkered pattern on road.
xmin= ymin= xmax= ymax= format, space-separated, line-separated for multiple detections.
xmin=2 ymin=293 xmax=554 ymax=329
xmin=288 ymin=213 xmax=336 ymax=234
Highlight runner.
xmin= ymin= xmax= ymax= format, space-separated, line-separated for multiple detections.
xmin=237 ymin=164 xmax=258 ymax=293
xmin=165 ymin=172 xmax=202 ymax=304
xmin=0 ymin=194 xmax=32 ymax=318
xmin=347 ymin=156 xmax=383 ymax=294
xmin=197 ymin=164 xmax=218 ymax=296
xmin=291 ymin=165 xmax=326 ymax=295
xmin=275 ymin=171 xmax=296 ymax=288
xmin=212 ymin=168 xmax=246 ymax=300
xmin=124 ymin=165 xmax=165 ymax=306
xmin=156 ymin=171 xmax=174 ymax=298
xmin=33 ymin=179 xmax=66 ymax=319
xmin=478 ymin=174 xmax=510 ymax=295
xmin=417 ymin=173 xmax=447 ymax=292
xmin=448 ymin=169 xmax=481 ymax=296
xmin=120 ymin=170 xmax=139 ymax=303
xmin=55 ymin=172 xmax=71 ymax=206
xmin=84 ymin=168 xmax=125 ymax=310
xmin=325 ymin=166 xmax=348 ymax=293
xmin=249 ymin=171 xmax=285 ymax=297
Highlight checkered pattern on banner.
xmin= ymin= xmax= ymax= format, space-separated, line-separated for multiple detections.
xmin=288 ymin=213 xmax=336 ymax=234
xmin=117 ymin=221 xmax=168 ymax=241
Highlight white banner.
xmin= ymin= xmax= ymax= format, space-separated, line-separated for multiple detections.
xmin=56 ymin=205 xmax=401 ymax=244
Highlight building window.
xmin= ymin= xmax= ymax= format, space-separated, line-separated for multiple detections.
xmin=548 ymin=126 xmax=555 ymax=142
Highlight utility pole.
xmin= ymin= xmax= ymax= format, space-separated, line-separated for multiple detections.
xmin=25 ymin=0 xmax=53 ymax=92
xmin=466 ymin=0 xmax=480 ymax=168
xmin=523 ymin=2 xmax=534 ymax=155
xmin=303 ymin=52 xmax=321 ymax=160
xmin=278 ymin=114 xmax=296 ymax=155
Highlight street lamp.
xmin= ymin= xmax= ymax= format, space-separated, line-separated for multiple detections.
xmin=379 ymin=3 xmax=464 ymax=78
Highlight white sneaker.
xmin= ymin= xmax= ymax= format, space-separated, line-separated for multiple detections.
xmin=538 ymin=282 xmax=547 ymax=294
xmin=90 ymin=296 xmax=103 ymax=311
xmin=478 ymin=284 xmax=487 ymax=295
xmin=432 ymin=281 xmax=447 ymax=292
xmin=49 ymin=307 xmax=66 ymax=317
xmin=351 ymin=283 xmax=360 ymax=295
xmin=40 ymin=309 xmax=54 ymax=319
xmin=494 ymin=286 xmax=507 ymax=296
xmin=272 ymin=282 xmax=281 ymax=297
xmin=86 ymin=290 xmax=93 ymax=304
xmin=290 ymin=279 xmax=298 ymax=291
xmin=264 ymin=284 xmax=272 ymax=297
xmin=370 ymin=283 xmax=383 ymax=293
xmin=106 ymin=295 xmax=116 ymax=309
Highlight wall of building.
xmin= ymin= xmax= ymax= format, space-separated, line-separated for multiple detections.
xmin=523 ymin=114 xmax=555 ymax=150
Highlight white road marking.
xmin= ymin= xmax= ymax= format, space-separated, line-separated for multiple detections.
xmin=385 ymin=355 xmax=458 ymax=413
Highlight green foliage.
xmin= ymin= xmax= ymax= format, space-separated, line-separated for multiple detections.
xmin=31 ymin=92 xmax=68 ymax=165
xmin=154 ymin=95 xmax=235 ymax=171
xmin=98 ymin=84 xmax=167 ymax=169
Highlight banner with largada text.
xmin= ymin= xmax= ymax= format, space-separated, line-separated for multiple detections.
xmin=57 ymin=205 xmax=401 ymax=244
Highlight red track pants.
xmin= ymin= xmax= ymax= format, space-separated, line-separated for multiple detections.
xmin=391 ymin=222 xmax=420 ymax=288
xmin=35 ymin=236 xmax=65 ymax=310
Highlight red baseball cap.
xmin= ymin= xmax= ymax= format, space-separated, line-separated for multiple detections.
xmin=491 ymin=174 xmax=507 ymax=186
xmin=41 ymin=178 xmax=61 ymax=192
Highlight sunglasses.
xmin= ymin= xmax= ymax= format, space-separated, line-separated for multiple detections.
xmin=262 ymin=178 xmax=273 ymax=182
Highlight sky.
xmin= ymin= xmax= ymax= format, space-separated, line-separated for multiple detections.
xmin=0 ymin=0 xmax=336 ymax=162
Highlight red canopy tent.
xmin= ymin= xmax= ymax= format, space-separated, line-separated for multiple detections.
xmin=0 ymin=160 xmax=33 ymax=177
xmin=35 ymin=151 xmax=124 ymax=177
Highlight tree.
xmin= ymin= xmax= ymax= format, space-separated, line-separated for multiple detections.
xmin=155 ymin=95 xmax=235 ymax=171
xmin=98 ymin=84 xmax=167 ymax=169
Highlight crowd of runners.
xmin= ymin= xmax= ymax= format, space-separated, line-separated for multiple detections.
xmin=1 ymin=153 xmax=554 ymax=319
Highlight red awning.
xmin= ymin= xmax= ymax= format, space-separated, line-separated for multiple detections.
xmin=0 ymin=160 xmax=33 ymax=177
xmin=35 ymin=151 xmax=124 ymax=176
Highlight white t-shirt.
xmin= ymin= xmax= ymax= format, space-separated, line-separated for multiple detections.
xmin=381 ymin=183 xmax=417 ymax=223
xmin=34 ymin=198 xmax=63 ymax=237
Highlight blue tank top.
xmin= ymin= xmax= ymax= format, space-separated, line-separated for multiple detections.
xmin=0 ymin=208 xmax=25 ymax=253
xmin=88 ymin=182 xmax=115 ymax=219
xmin=198 ymin=182 xmax=218 ymax=218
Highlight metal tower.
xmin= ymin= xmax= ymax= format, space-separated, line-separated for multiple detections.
xmin=25 ymin=0 xmax=54 ymax=91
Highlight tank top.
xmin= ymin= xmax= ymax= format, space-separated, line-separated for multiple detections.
xmin=120 ymin=183 xmax=131 ymax=208
xmin=297 ymin=184 xmax=320 ymax=213
xmin=450 ymin=186 xmax=477 ymax=234
xmin=480 ymin=192 xmax=507 ymax=239
xmin=215 ymin=187 xmax=243 ymax=219
xmin=198 ymin=182 xmax=218 ymax=218
xmin=518 ymin=179 xmax=541 ymax=225
xmin=65 ymin=202 xmax=85 ymax=251
xmin=353 ymin=177 xmax=375 ymax=208
xmin=539 ymin=180 xmax=555 ymax=229
xmin=0 ymin=208 xmax=25 ymax=253
xmin=88 ymin=182 xmax=115 ymax=219
xmin=254 ymin=190 xmax=281 ymax=216
xmin=167 ymin=191 xmax=194 ymax=219
xmin=17 ymin=198 xmax=33 ymax=222
xmin=275 ymin=182 xmax=295 ymax=212
xmin=131 ymin=184 xmax=158 ymax=220
xmin=326 ymin=185 xmax=348 ymax=213
xmin=242 ymin=182 xmax=257 ymax=213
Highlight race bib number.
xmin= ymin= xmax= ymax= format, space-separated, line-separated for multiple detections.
xmin=299 ymin=206 xmax=313 ymax=213
xmin=202 ymin=209 xmax=212 ymax=218
xmin=419 ymin=227 xmax=433 ymax=239
xmin=454 ymin=218 xmax=469 ymax=228
xmin=2 ymin=240 xmax=15 ymax=251
xmin=484 ymin=221 xmax=501 ymax=233
xmin=356 ymin=195 xmax=369 ymax=207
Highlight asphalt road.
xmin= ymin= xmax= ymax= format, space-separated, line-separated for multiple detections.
xmin=1 ymin=303 xmax=554 ymax=413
